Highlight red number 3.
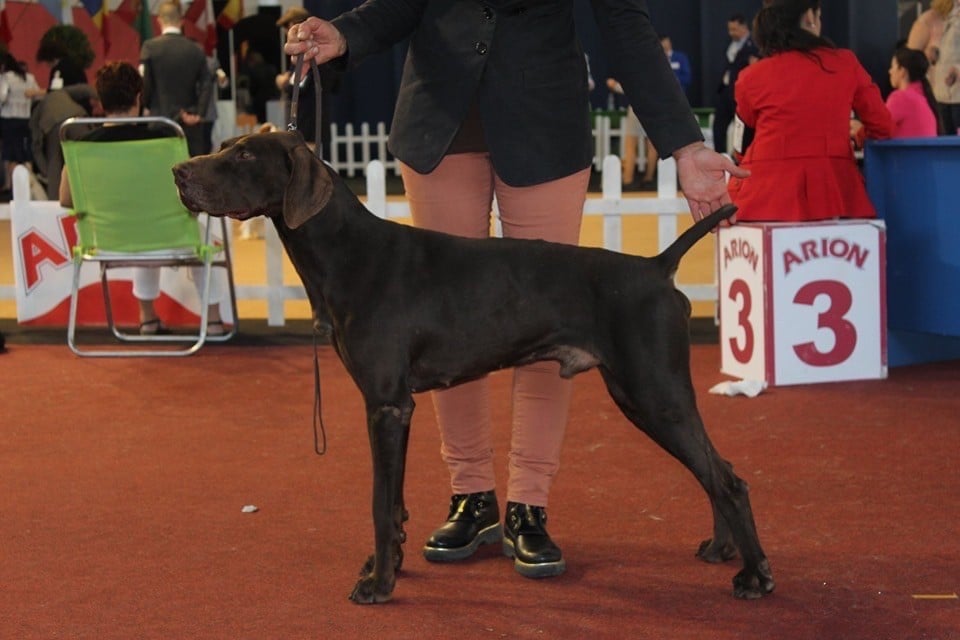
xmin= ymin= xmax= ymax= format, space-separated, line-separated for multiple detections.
xmin=728 ymin=279 xmax=754 ymax=364
xmin=792 ymin=280 xmax=857 ymax=367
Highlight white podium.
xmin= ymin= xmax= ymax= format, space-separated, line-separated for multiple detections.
xmin=718 ymin=220 xmax=887 ymax=386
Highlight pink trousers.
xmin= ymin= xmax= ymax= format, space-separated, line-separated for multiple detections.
xmin=400 ymin=153 xmax=590 ymax=507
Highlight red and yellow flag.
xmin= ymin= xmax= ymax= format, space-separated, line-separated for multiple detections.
xmin=217 ymin=0 xmax=241 ymax=29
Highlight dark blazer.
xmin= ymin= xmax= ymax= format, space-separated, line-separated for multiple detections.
xmin=333 ymin=0 xmax=702 ymax=186
xmin=140 ymin=32 xmax=212 ymax=121
xmin=717 ymin=35 xmax=759 ymax=95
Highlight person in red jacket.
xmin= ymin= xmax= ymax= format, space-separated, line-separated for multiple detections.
xmin=728 ymin=0 xmax=893 ymax=222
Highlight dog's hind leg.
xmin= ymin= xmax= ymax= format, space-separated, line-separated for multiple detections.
xmin=349 ymin=394 xmax=414 ymax=604
xmin=598 ymin=357 xmax=774 ymax=599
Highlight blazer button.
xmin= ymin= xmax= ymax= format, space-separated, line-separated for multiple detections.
xmin=482 ymin=6 xmax=493 ymax=20
xmin=475 ymin=41 xmax=488 ymax=55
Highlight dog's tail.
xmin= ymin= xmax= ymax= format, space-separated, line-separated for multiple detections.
xmin=656 ymin=204 xmax=737 ymax=276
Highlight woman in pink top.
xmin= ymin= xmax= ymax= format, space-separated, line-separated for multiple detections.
xmin=886 ymin=47 xmax=942 ymax=137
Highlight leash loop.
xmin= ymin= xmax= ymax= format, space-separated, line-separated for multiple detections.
xmin=312 ymin=328 xmax=328 ymax=456
xmin=286 ymin=52 xmax=324 ymax=160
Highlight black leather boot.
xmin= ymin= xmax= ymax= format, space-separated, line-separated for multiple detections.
xmin=503 ymin=502 xmax=566 ymax=578
xmin=423 ymin=491 xmax=502 ymax=562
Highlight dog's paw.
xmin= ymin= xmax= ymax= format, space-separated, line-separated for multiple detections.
xmin=349 ymin=575 xmax=394 ymax=604
xmin=696 ymin=537 xmax=738 ymax=564
xmin=732 ymin=559 xmax=775 ymax=599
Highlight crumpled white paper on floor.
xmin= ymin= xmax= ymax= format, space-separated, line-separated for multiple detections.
xmin=708 ymin=379 xmax=767 ymax=398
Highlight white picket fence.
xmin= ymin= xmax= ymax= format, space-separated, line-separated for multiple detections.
xmin=252 ymin=155 xmax=718 ymax=326
xmin=326 ymin=115 xmax=680 ymax=177
xmin=328 ymin=122 xmax=395 ymax=177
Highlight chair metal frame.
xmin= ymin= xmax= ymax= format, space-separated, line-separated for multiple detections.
xmin=60 ymin=116 xmax=238 ymax=357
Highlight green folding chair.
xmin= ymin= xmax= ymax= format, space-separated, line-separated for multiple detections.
xmin=60 ymin=116 xmax=238 ymax=357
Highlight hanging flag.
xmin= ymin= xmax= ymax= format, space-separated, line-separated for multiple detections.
xmin=113 ymin=0 xmax=136 ymax=22
xmin=0 ymin=0 xmax=10 ymax=45
xmin=132 ymin=0 xmax=154 ymax=45
xmin=183 ymin=0 xmax=216 ymax=55
xmin=81 ymin=0 xmax=105 ymax=26
xmin=115 ymin=0 xmax=154 ymax=45
xmin=81 ymin=0 xmax=110 ymax=52
xmin=182 ymin=0 xmax=204 ymax=23
xmin=217 ymin=0 xmax=241 ymax=30
xmin=38 ymin=0 xmax=63 ymax=22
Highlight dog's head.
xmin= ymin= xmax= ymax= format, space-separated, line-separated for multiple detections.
xmin=172 ymin=131 xmax=333 ymax=229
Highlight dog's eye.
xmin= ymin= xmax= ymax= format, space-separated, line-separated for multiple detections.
xmin=237 ymin=149 xmax=254 ymax=161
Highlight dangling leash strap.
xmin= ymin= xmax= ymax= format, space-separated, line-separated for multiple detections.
xmin=287 ymin=52 xmax=324 ymax=161
xmin=287 ymin=52 xmax=328 ymax=455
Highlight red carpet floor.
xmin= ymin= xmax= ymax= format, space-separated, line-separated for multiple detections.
xmin=1 ymin=343 xmax=958 ymax=639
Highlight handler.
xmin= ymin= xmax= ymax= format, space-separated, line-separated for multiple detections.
xmin=285 ymin=1 xmax=747 ymax=579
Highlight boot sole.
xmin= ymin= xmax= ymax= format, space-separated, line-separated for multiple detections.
xmin=422 ymin=523 xmax=503 ymax=563
xmin=502 ymin=537 xmax=567 ymax=578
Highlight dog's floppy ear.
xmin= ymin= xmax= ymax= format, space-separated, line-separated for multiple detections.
xmin=283 ymin=144 xmax=334 ymax=229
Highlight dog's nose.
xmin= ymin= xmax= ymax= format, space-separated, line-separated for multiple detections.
xmin=172 ymin=164 xmax=190 ymax=182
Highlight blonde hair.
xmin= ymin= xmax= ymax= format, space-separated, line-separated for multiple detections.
xmin=932 ymin=0 xmax=954 ymax=19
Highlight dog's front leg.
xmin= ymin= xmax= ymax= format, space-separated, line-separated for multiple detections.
xmin=349 ymin=402 xmax=412 ymax=604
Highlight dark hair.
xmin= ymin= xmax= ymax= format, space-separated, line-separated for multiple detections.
xmin=95 ymin=61 xmax=143 ymax=114
xmin=0 ymin=52 xmax=25 ymax=80
xmin=729 ymin=13 xmax=748 ymax=25
xmin=894 ymin=47 xmax=945 ymax=134
xmin=36 ymin=25 xmax=95 ymax=71
xmin=753 ymin=0 xmax=834 ymax=58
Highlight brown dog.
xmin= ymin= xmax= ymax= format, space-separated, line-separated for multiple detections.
xmin=173 ymin=131 xmax=774 ymax=604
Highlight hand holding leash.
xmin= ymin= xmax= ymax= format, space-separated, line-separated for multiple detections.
xmin=284 ymin=17 xmax=346 ymax=74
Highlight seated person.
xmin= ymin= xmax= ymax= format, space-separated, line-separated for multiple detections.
xmin=30 ymin=82 xmax=100 ymax=200
xmin=58 ymin=61 xmax=226 ymax=335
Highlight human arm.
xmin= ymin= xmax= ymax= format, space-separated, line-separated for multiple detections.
xmin=139 ymin=44 xmax=154 ymax=113
xmin=850 ymin=52 xmax=893 ymax=142
xmin=25 ymin=75 xmax=43 ymax=99
xmin=606 ymin=78 xmax=624 ymax=94
xmin=882 ymin=91 xmax=907 ymax=135
xmin=59 ymin=167 xmax=72 ymax=208
xmin=591 ymin=1 xmax=699 ymax=156
xmin=284 ymin=1 xmax=426 ymax=71
xmin=906 ymin=12 xmax=933 ymax=61
xmin=192 ymin=52 xmax=213 ymax=122
xmin=591 ymin=0 xmax=746 ymax=220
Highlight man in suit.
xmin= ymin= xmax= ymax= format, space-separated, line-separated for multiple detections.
xmin=713 ymin=13 xmax=759 ymax=154
xmin=140 ymin=1 xmax=212 ymax=157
